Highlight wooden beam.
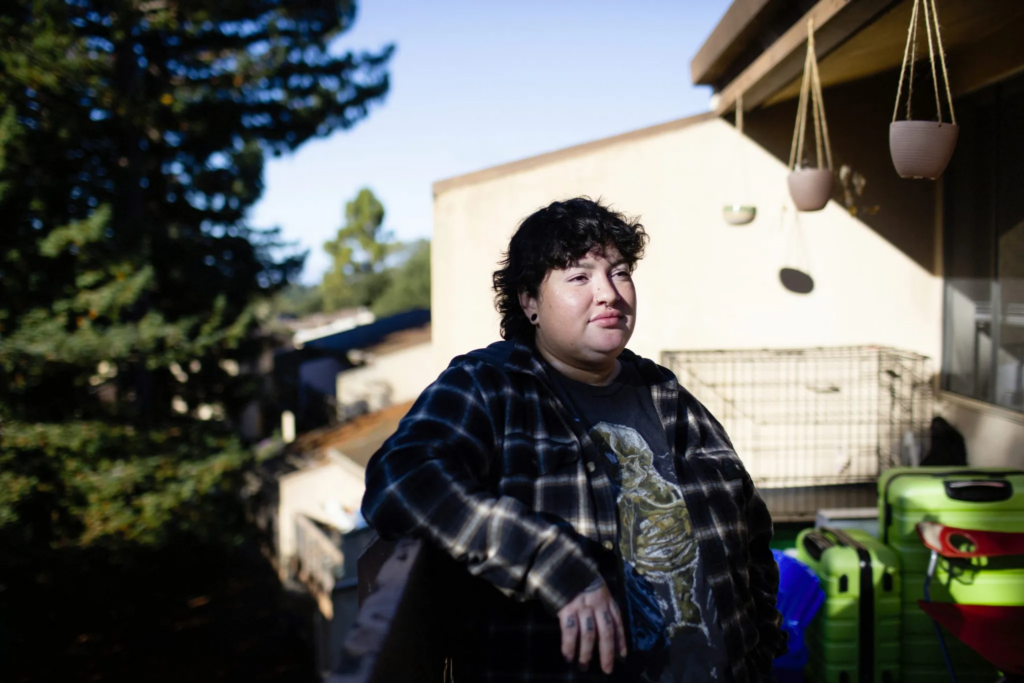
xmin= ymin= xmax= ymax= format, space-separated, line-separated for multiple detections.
xmin=759 ymin=0 xmax=1024 ymax=107
xmin=691 ymin=0 xmax=779 ymax=86
xmin=715 ymin=0 xmax=900 ymax=115
xmin=946 ymin=13 xmax=1024 ymax=98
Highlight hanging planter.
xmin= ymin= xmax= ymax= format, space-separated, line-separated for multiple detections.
xmin=723 ymin=205 xmax=757 ymax=225
xmin=787 ymin=18 xmax=834 ymax=212
xmin=723 ymin=94 xmax=757 ymax=226
xmin=787 ymin=170 xmax=833 ymax=212
xmin=890 ymin=0 xmax=958 ymax=179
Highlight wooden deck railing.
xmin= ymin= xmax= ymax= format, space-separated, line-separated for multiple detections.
xmin=294 ymin=514 xmax=346 ymax=617
xmin=326 ymin=536 xmax=461 ymax=683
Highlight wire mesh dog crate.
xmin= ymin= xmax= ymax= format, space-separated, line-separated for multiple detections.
xmin=662 ymin=347 xmax=933 ymax=518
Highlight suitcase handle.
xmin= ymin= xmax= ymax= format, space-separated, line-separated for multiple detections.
xmin=944 ymin=479 xmax=1013 ymax=503
xmin=882 ymin=469 xmax=1022 ymax=544
xmin=802 ymin=531 xmax=833 ymax=561
xmin=827 ymin=527 xmax=866 ymax=551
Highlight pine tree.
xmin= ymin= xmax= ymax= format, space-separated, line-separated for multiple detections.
xmin=371 ymin=239 xmax=431 ymax=317
xmin=321 ymin=187 xmax=395 ymax=310
xmin=0 ymin=0 xmax=392 ymax=550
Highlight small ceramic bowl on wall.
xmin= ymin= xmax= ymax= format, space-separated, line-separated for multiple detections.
xmin=722 ymin=205 xmax=757 ymax=225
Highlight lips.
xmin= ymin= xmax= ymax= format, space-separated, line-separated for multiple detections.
xmin=590 ymin=311 xmax=624 ymax=325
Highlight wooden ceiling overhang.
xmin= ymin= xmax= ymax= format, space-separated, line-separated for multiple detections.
xmin=692 ymin=0 xmax=1024 ymax=115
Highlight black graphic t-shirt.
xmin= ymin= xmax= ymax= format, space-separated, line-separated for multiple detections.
xmin=551 ymin=361 xmax=728 ymax=683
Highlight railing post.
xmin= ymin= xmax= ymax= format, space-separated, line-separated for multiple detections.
xmin=328 ymin=537 xmax=463 ymax=683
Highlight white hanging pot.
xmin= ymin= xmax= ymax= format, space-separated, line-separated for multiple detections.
xmin=889 ymin=121 xmax=959 ymax=179
xmin=723 ymin=95 xmax=757 ymax=226
xmin=889 ymin=0 xmax=959 ymax=179
xmin=723 ymin=204 xmax=757 ymax=225
xmin=787 ymin=169 xmax=833 ymax=212
xmin=787 ymin=18 xmax=835 ymax=212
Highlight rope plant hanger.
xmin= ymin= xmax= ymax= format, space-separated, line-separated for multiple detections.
xmin=723 ymin=93 xmax=757 ymax=226
xmin=889 ymin=0 xmax=958 ymax=179
xmin=787 ymin=18 xmax=834 ymax=212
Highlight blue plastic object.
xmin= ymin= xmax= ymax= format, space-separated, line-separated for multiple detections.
xmin=772 ymin=549 xmax=826 ymax=674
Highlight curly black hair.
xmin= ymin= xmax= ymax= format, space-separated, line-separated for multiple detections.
xmin=492 ymin=197 xmax=649 ymax=341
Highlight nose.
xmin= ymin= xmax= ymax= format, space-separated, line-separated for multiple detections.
xmin=594 ymin=271 xmax=620 ymax=306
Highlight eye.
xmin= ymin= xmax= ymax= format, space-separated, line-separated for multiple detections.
xmin=613 ymin=270 xmax=631 ymax=279
xmin=568 ymin=274 xmax=588 ymax=283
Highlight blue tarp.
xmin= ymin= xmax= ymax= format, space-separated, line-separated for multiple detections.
xmin=773 ymin=549 xmax=826 ymax=677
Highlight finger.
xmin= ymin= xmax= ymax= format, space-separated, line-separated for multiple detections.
xmin=560 ymin=612 xmax=580 ymax=663
xmin=577 ymin=609 xmax=597 ymax=671
xmin=598 ymin=607 xmax=617 ymax=674
xmin=611 ymin=603 xmax=628 ymax=659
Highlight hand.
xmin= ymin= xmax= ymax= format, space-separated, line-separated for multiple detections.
xmin=556 ymin=579 xmax=628 ymax=674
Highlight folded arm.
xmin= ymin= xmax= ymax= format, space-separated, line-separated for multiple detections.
xmin=361 ymin=365 xmax=601 ymax=613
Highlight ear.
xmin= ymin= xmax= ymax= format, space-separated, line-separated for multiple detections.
xmin=518 ymin=287 xmax=538 ymax=321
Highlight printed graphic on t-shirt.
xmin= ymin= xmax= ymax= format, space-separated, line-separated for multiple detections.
xmin=591 ymin=422 xmax=707 ymax=646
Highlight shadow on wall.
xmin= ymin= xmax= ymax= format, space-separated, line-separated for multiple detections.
xmin=780 ymin=267 xmax=815 ymax=294
xmin=737 ymin=68 xmax=940 ymax=275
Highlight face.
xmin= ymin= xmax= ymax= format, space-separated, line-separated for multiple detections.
xmin=520 ymin=245 xmax=638 ymax=368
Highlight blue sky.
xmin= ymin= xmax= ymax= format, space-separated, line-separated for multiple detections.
xmin=251 ymin=0 xmax=733 ymax=284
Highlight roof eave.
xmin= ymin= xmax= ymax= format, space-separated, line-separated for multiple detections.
xmin=690 ymin=0 xmax=782 ymax=87
xmin=698 ymin=0 xmax=901 ymax=114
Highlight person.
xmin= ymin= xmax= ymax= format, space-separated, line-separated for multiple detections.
xmin=362 ymin=198 xmax=786 ymax=682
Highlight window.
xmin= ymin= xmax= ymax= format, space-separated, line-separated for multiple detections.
xmin=943 ymin=71 xmax=1024 ymax=412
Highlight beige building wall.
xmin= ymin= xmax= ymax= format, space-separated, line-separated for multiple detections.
xmin=335 ymin=341 xmax=434 ymax=420
xmin=431 ymin=115 xmax=943 ymax=374
xmin=277 ymin=455 xmax=366 ymax=565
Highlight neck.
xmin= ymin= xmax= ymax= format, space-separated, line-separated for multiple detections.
xmin=534 ymin=340 xmax=622 ymax=386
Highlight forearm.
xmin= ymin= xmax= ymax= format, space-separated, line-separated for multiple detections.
xmin=363 ymin=443 xmax=601 ymax=613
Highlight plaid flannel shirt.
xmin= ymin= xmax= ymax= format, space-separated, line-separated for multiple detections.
xmin=363 ymin=340 xmax=786 ymax=682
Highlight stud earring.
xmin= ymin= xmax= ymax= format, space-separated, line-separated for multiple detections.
xmin=530 ymin=314 xmax=538 ymax=322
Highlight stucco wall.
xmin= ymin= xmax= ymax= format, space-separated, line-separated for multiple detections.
xmin=431 ymin=115 xmax=943 ymax=374
xmin=277 ymin=457 xmax=365 ymax=563
xmin=335 ymin=341 xmax=434 ymax=420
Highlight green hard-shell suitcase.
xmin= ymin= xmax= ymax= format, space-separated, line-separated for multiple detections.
xmin=797 ymin=527 xmax=901 ymax=683
xmin=878 ymin=467 xmax=1024 ymax=681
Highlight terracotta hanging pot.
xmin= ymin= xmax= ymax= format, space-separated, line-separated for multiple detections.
xmin=787 ymin=169 xmax=833 ymax=212
xmin=723 ymin=95 xmax=757 ymax=226
xmin=787 ymin=18 xmax=835 ymax=212
xmin=889 ymin=0 xmax=959 ymax=179
xmin=723 ymin=204 xmax=757 ymax=225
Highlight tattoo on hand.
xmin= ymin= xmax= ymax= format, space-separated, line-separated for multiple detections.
xmin=585 ymin=617 xmax=594 ymax=632
xmin=603 ymin=611 xmax=612 ymax=625
xmin=565 ymin=616 xmax=576 ymax=628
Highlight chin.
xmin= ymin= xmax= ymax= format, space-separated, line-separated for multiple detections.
xmin=586 ymin=330 xmax=631 ymax=357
